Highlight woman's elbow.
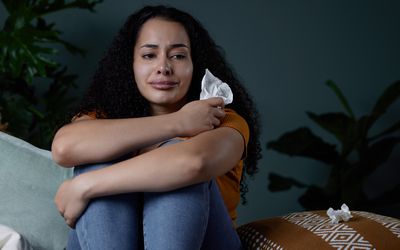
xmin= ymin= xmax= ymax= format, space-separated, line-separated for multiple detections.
xmin=186 ymin=153 xmax=213 ymax=182
xmin=51 ymin=137 xmax=75 ymax=168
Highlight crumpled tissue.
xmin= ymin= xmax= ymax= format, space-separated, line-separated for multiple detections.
xmin=0 ymin=224 xmax=33 ymax=250
xmin=199 ymin=69 xmax=233 ymax=105
xmin=327 ymin=203 xmax=353 ymax=224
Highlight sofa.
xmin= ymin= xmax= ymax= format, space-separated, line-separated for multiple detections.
xmin=1 ymin=131 xmax=399 ymax=249
xmin=0 ymin=132 xmax=72 ymax=249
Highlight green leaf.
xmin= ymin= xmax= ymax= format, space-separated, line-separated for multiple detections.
xmin=326 ymin=80 xmax=355 ymax=119
xmin=298 ymin=185 xmax=338 ymax=210
xmin=369 ymin=120 xmax=400 ymax=142
xmin=55 ymin=38 xmax=86 ymax=56
xmin=0 ymin=94 xmax=33 ymax=138
xmin=370 ymin=80 xmax=400 ymax=125
xmin=308 ymin=111 xmax=361 ymax=156
xmin=307 ymin=112 xmax=355 ymax=144
xmin=26 ymin=105 xmax=45 ymax=119
xmin=0 ymin=0 xmax=103 ymax=149
xmin=32 ymin=0 xmax=104 ymax=16
xmin=363 ymin=136 xmax=400 ymax=173
xmin=268 ymin=173 xmax=307 ymax=192
xmin=267 ymin=127 xmax=339 ymax=164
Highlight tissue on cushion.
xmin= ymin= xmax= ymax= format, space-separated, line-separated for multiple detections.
xmin=0 ymin=224 xmax=33 ymax=250
xmin=237 ymin=210 xmax=400 ymax=250
xmin=0 ymin=132 xmax=72 ymax=250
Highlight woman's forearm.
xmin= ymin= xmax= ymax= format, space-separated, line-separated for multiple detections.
xmin=74 ymin=127 xmax=244 ymax=198
xmin=77 ymin=143 xmax=201 ymax=198
xmin=52 ymin=99 xmax=226 ymax=167
xmin=52 ymin=113 xmax=179 ymax=167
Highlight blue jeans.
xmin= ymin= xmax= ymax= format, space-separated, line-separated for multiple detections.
xmin=66 ymin=139 xmax=242 ymax=250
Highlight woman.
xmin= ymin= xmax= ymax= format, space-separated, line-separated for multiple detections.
xmin=52 ymin=5 xmax=261 ymax=250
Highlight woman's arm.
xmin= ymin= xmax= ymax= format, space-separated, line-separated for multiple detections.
xmin=83 ymin=126 xmax=244 ymax=195
xmin=52 ymin=98 xmax=225 ymax=167
xmin=55 ymin=126 xmax=244 ymax=227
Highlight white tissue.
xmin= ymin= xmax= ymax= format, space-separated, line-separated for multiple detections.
xmin=327 ymin=203 xmax=353 ymax=224
xmin=199 ymin=69 xmax=233 ymax=105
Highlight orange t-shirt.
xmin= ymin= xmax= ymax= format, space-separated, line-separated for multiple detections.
xmin=78 ymin=108 xmax=249 ymax=223
xmin=215 ymin=109 xmax=249 ymax=223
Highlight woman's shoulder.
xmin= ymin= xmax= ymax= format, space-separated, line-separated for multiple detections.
xmin=221 ymin=108 xmax=250 ymax=145
xmin=71 ymin=110 xmax=106 ymax=122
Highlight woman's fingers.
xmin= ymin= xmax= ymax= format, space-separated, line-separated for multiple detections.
xmin=211 ymin=117 xmax=221 ymax=128
xmin=65 ymin=216 xmax=76 ymax=229
xmin=205 ymin=97 xmax=225 ymax=109
xmin=213 ymin=107 xmax=226 ymax=119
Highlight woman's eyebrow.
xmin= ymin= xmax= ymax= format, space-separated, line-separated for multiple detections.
xmin=170 ymin=43 xmax=189 ymax=49
xmin=139 ymin=43 xmax=189 ymax=49
xmin=140 ymin=44 xmax=158 ymax=48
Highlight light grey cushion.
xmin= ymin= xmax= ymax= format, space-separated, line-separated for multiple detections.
xmin=0 ymin=132 xmax=73 ymax=250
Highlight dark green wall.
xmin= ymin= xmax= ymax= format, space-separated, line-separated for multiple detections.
xmin=1 ymin=0 xmax=399 ymax=224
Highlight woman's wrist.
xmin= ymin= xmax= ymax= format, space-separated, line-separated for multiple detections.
xmin=73 ymin=173 xmax=97 ymax=200
xmin=166 ymin=111 xmax=184 ymax=137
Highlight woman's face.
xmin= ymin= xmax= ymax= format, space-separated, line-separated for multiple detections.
xmin=133 ymin=18 xmax=193 ymax=115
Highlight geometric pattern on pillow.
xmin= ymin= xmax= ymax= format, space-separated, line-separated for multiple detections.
xmin=237 ymin=210 xmax=400 ymax=250
xmin=353 ymin=211 xmax=400 ymax=238
xmin=283 ymin=211 xmax=373 ymax=249
xmin=237 ymin=224 xmax=284 ymax=250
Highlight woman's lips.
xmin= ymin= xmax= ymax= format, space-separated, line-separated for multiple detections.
xmin=150 ymin=81 xmax=178 ymax=90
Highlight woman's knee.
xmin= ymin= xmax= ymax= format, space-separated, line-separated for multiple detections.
xmin=74 ymin=191 xmax=143 ymax=249
xmin=142 ymin=182 xmax=211 ymax=250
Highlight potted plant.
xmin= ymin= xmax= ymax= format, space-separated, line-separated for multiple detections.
xmin=0 ymin=0 xmax=102 ymax=149
xmin=267 ymin=80 xmax=400 ymax=216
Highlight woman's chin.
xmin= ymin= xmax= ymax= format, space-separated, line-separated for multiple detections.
xmin=148 ymin=93 xmax=183 ymax=105
xmin=147 ymin=96 xmax=186 ymax=113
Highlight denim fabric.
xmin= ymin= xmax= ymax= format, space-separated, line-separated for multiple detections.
xmin=67 ymin=139 xmax=242 ymax=250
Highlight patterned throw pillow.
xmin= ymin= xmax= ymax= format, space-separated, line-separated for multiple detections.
xmin=237 ymin=210 xmax=400 ymax=249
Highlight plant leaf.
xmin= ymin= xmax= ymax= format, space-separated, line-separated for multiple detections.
xmin=54 ymin=38 xmax=86 ymax=56
xmin=307 ymin=112 xmax=356 ymax=144
xmin=298 ymin=185 xmax=339 ymax=210
xmin=369 ymin=120 xmax=400 ymax=142
xmin=310 ymin=111 xmax=370 ymax=156
xmin=267 ymin=127 xmax=339 ymax=164
xmin=363 ymin=136 xmax=400 ymax=174
xmin=370 ymin=80 xmax=400 ymax=125
xmin=268 ymin=173 xmax=307 ymax=192
xmin=0 ymin=0 xmax=103 ymax=149
xmin=326 ymin=80 xmax=355 ymax=119
xmin=32 ymin=0 xmax=103 ymax=16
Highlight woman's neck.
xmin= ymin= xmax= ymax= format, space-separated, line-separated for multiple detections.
xmin=150 ymin=100 xmax=186 ymax=116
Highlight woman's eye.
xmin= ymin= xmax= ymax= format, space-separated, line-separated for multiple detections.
xmin=142 ymin=54 xmax=155 ymax=59
xmin=171 ymin=54 xmax=186 ymax=60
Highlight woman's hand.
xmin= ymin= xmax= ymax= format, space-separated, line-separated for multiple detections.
xmin=175 ymin=97 xmax=226 ymax=137
xmin=54 ymin=176 xmax=90 ymax=228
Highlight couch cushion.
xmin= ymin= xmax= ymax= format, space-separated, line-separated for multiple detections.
xmin=0 ymin=132 xmax=73 ymax=250
xmin=237 ymin=210 xmax=400 ymax=249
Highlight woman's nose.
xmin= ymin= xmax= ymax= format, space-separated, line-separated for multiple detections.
xmin=157 ymin=59 xmax=172 ymax=75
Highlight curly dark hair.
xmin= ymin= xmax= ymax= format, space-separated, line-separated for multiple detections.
xmin=72 ymin=5 xmax=262 ymax=203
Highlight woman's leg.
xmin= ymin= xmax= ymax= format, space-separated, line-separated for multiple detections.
xmin=67 ymin=230 xmax=81 ymax=250
xmin=67 ymin=161 xmax=143 ymax=250
xmin=142 ymin=139 xmax=242 ymax=250
xmin=200 ymin=180 xmax=242 ymax=250
xmin=143 ymin=182 xmax=209 ymax=250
